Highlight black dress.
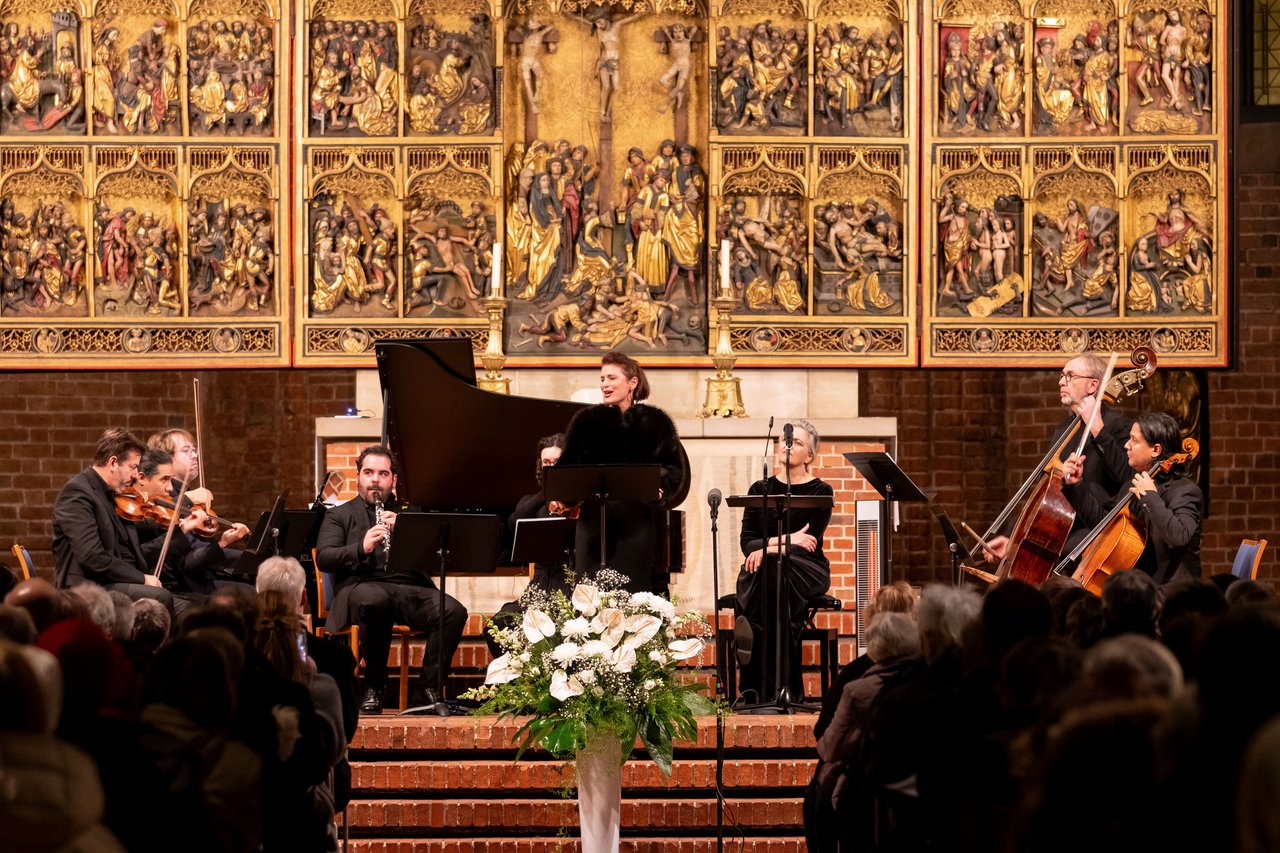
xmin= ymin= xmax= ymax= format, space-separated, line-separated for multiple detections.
xmin=558 ymin=402 xmax=691 ymax=593
xmin=736 ymin=475 xmax=834 ymax=701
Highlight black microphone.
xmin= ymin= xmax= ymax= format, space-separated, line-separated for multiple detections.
xmin=707 ymin=488 xmax=722 ymax=518
xmin=782 ymin=422 xmax=794 ymax=449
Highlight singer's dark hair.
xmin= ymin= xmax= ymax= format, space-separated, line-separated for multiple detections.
xmin=602 ymin=350 xmax=650 ymax=402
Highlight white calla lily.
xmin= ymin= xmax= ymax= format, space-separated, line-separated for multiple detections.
xmin=484 ymin=653 xmax=522 ymax=685
xmin=590 ymin=608 xmax=627 ymax=646
xmin=549 ymin=669 xmax=584 ymax=701
xmin=667 ymin=637 xmax=704 ymax=661
xmin=522 ymin=609 xmax=556 ymax=644
xmin=571 ymin=584 xmax=601 ymax=617
xmin=610 ymin=644 xmax=638 ymax=673
xmin=623 ymin=614 xmax=662 ymax=646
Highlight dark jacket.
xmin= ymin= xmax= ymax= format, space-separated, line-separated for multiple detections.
xmin=52 ymin=468 xmax=149 ymax=588
xmin=1051 ymin=405 xmax=1134 ymax=552
xmin=1065 ymin=470 xmax=1203 ymax=584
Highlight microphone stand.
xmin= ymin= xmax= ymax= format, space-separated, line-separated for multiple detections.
xmin=708 ymin=491 xmax=725 ymax=853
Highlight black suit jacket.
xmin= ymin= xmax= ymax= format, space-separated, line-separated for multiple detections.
xmin=1064 ymin=471 xmax=1203 ymax=584
xmin=315 ymin=496 xmax=432 ymax=630
xmin=52 ymin=468 xmax=149 ymax=587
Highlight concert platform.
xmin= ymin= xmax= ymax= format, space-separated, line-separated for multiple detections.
xmin=342 ymin=714 xmax=816 ymax=852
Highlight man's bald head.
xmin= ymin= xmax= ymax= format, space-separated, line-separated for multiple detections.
xmin=4 ymin=578 xmax=64 ymax=634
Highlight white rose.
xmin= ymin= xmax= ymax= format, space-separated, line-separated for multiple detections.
xmin=519 ymin=651 xmax=532 ymax=663
xmin=577 ymin=669 xmax=597 ymax=685
xmin=562 ymin=617 xmax=591 ymax=640
xmin=643 ymin=679 xmax=656 ymax=691
xmin=550 ymin=642 xmax=581 ymax=665
xmin=484 ymin=653 xmax=522 ymax=685
xmin=550 ymin=670 xmax=584 ymax=701
xmin=649 ymin=650 xmax=669 ymax=665
xmin=571 ymin=584 xmax=601 ymax=617
xmin=667 ymin=638 xmax=704 ymax=661
xmin=522 ymin=609 xmax=556 ymax=644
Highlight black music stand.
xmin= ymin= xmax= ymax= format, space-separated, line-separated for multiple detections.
xmin=233 ymin=490 xmax=288 ymax=578
xmin=726 ymin=492 xmax=835 ymax=714
xmin=512 ymin=517 xmax=577 ymax=567
xmin=388 ymin=512 xmax=503 ymax=717
xmin=844 ymin=452 xmax=929 ymax=586
xmin=927 ymin=500 xmax=971 ymax=586
xmin=542 ymin=464 xmax=661 ymax=572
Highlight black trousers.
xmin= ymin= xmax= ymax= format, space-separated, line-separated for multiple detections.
xmin=735 ymin=552 xmax=829 ymax=700
xmin=345 ymin=580 xmax=467 ymax=691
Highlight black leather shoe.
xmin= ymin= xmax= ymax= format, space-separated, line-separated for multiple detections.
xmin=360 ymin=687 xmax=382 ymax=715
xmin=734 ymin=615 xmax=754 ymax=666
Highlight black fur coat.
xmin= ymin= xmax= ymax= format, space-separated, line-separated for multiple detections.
xmin=559 ymin=402 xmax=691 ymax=508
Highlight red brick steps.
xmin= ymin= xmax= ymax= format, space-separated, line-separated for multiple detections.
xmin=347 ymin=840 xmax=807 ymax=853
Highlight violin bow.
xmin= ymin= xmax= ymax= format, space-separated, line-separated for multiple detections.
xmin=153 ymin=473 xmax=190 ymax=578
xmin=1074 ymin=351 xmax=1120 ymax=459
xmin=193 ymin=377 xmax=206 ymax=488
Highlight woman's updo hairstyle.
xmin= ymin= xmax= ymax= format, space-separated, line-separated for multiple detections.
xmin=602 ymin=350 xmax=650 ymax=402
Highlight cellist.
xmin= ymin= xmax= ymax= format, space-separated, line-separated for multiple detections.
xmin=1060 ymin=412 xmax=1202 ymax=585
xmin=985 ymin=354 xmax=1134 ymax=560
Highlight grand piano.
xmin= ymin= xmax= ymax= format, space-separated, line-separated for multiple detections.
xmin=375 ymin=339 xmax=684 ymax=579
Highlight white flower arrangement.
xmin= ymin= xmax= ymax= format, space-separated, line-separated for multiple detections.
xmin=463 ymin=569 xmax=714 ymax=773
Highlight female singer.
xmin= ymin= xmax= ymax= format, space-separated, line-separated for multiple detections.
xmin=736 ymin=418 xmax=834 ymax=702
xmin=559 ymin=351 xmax=690 ymax=593
xmin=1061 ymin=411 xmax=1202 ymax=584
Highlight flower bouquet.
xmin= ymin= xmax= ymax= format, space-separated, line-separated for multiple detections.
xmin=463 ymin=569 xmax=715 ymax=852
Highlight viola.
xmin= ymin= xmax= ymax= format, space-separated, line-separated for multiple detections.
xmin=962 ymin=347 xmax=1157 ymax=587
xmin=1058 ymin=438 xmax=1200 ymax=595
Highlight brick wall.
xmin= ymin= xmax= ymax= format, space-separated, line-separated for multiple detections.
xmin=0 ymin=369 xmax=356 ymax=573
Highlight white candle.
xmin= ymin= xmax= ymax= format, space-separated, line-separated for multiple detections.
xmin=491 ymin=243 xmax=502 ymax=296
xmin=719 ymin=239 xmax=730 ymax=296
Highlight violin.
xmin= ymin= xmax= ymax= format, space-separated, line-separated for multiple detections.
xmin=962 ymin=348 xmax=1157 ymax=587
xmin=548 ymin=500 xmax=580 ymax=520
xmin=1058 ymin=438 xmax=1200 ymax=595
xmin=114 ymin=491 xmax=177 ymax=526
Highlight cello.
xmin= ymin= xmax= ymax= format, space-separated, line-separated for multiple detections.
xmin=1058 ymin=438 xmax=1200 ymax=595
xmin=963 ymin=347 xmax=1157 ymax=587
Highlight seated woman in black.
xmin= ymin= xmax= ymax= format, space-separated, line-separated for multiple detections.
xmin=736 ymin=418 xmax=834 ymax=703
xmin=559 ymin=350 xmax=690 ymax=594
xmin=1061 ymin=411 xmax=1202 ymax=585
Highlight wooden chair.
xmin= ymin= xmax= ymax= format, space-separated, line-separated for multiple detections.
xmin=10 ymin=544 xmax=34 ymax=581
xmin=1232 ymin=539 xmax=1268 ymax=580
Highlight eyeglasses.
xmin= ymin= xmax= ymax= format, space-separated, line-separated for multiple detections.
xmin=1059 ymin=372 xmax=1098 ymax=383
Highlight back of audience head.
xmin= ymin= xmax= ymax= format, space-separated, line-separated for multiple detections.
xmin=256 ymin=557 xmax=307 ymax=614
xmin=981 ymin=580 xmax=1052 ymax=660
xmin=1238 ymin=716 xmax=1280 ymax=853
xmin=255 ymin=589 xmax=308 ymax=685
xmin=143 ymin=629 xmax=241 ymax=730
xmin=0 ymin=603 xmax=37 ymax=644
xmin=182 ymin=585 xmax=259 ymax=646
xmin=1159 ymin=579 xmax=1226 ymax=678
xmin=866 ymin=611 xmax=921 ymax=664
xmin=1079 ymin=634 xmax=1183 ymax=702
xmin=1226 ymin=579 xmax=1275 ymax=608
xmin=69 ymin=584 xmax=117 ymax=638
xmin=35 ymin=619 xmax=136 ymax=727
xmin=1101 ymin=570 xmax=1160 ymax=638
xmin=999 ymin=636 xmax=1082 ymax=721
xmin=1047 ymin=585 xmax=1092 ymax=639
xmin=868 ymin=580 xmax=918 ymax=621
xmin=0 ymin=640 xmax=62 ymax=734
xmin=1066 ymin=595 xmax=1106 ymax=649
xmin=108 ymin=591 xmax=135 ymax=641
xmin=131 ymin=598 xmax=171 ymax=652
xmin=917 ymin=584 xmax=981 ymax=662
xmin=5 ymin=577 xmax=70 ymax=634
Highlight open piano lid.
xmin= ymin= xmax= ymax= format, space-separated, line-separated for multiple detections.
xmin=375 ymin=339 xmax=587 ymax=514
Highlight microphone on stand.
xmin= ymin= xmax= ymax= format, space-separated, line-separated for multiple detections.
xmin=782 ymin=422 xmax=794 ymax=449
xmin=707 ymin=488 xmax=723 ymax=519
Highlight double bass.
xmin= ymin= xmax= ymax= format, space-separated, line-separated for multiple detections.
xmin=1058 ymin=438 xmax=1199 ymax=595
xmin=965 ymin=347 xmax=1157 ymax=587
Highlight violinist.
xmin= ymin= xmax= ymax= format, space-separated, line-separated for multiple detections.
xmin=986 ymin=354 xmax=1134 ymax=559
xmin=132 ymin=447 xmax=250 ymax=597
xmin=51 ymin=428 xmax=176 ymax=614
xmin=485 ymin=433 xmax=567 ymax=658
xmin=1061 ymin=412 xmax=1202 ymax=585
xmin=148 ymin=427 xmax=248 ymax=573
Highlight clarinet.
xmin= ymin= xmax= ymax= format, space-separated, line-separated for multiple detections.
xmin=374 ymin=498 xmax=391 ymax=559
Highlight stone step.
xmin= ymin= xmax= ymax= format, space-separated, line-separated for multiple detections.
xmin=350 ymin=757 xmax=817 ymax=792
xmin=346 ymin=838 xmax=807 ymax=853
xmin=343 ymin=798 xmax=804 ymax=832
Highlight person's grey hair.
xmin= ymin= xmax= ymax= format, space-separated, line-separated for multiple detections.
xmin=917 ymin=584 xmax=981 ymax=658
xmin=256 ymin=556 xmax=307 ymax=605
xmin=109 ymin=591 xmax=135 ymax=642
xmin=1081 ymin=634 xmax=1184 ymax=700
xmin=1075 ymin=353 xmax=1107 ymax=380
xmin=131 ymin=598 xmax=171 ymax=652
xmin=866 ymin=611 xmax=921 ymax=663
xmin=69 ymin=584 xmax=117 ymax=638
